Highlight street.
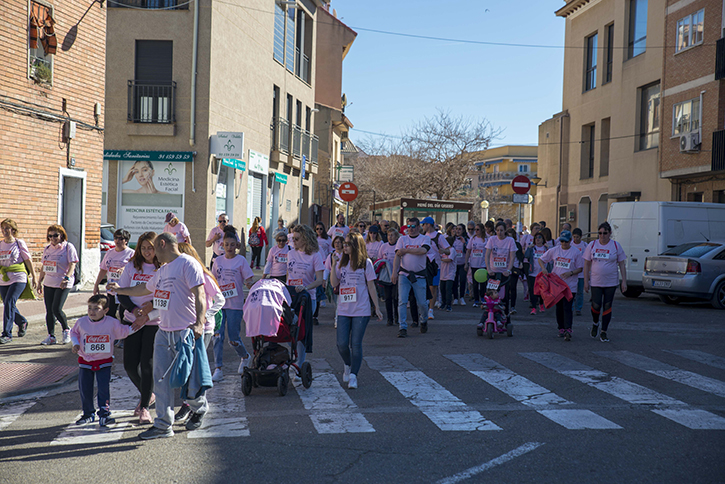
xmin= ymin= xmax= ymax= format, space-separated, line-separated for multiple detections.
xmin=1 ymin=289 xmax=724 ymax=484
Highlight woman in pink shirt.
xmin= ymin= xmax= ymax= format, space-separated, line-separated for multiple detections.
xmin=439 ymin=237 xmax=457 ymax=311
xmin=464 ymin=223 xmax=487 ymax=307
xmin=364 ymin=226 xmax=384 ymax=261
xmin=0 ymin=219 xmax=36 ymax=343
xmin=583 ymin=222 xmax=627 ymax=343
xmin=380 ymin=230 xmax=399 ymax=326
xmin=264 ymin=232 xmax=292 ymax=283
xmin=38 ymin=224 xmax=78 ymax=345
xmin=330 ymin=232 xmax=382 ymax=389
xmin=315 ymin=222 xmax=333 ymax=261
xmin=524 ymin=233 xmax=548 ymax=314
xmin=163 ymin=212 xmax=191 ymax=245
xmin=117 ymin=231 xmax=161 ymax=424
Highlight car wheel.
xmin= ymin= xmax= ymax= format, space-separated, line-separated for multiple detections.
xmin=658 ymin=295 xmax=681 ymax=305
xmin=711 ymin=280 xmax=725 ymax=310
xmin=622 ymin=288 xmax=642 ymax=298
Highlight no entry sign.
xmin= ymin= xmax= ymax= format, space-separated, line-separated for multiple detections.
xmin=511 ymin=175 xmax=531 ymax=195
xmin=339 ymin=182 xmax=358 ymax=202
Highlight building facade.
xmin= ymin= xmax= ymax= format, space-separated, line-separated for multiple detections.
xmin=660 ymin=0 xmax=725 ymax=201
xmin=104 ymin=0 xmax=322 ymax=263
xmin=538 ymin=0 xmax=671 ymax=235
xmin=0 ymin=0 xmax=107 ymax=286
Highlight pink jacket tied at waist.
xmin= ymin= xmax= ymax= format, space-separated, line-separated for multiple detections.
xmin=533 ymin=272 xmax=573 ymax=309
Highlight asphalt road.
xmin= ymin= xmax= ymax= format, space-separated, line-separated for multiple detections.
xmin=1 ymin=289 xmax=724 ymax=484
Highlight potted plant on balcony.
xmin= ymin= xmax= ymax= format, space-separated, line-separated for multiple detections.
xmin=31 ymin=61 xmax=52 ymax=84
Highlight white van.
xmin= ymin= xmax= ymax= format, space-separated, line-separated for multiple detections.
xmin=607 ymin=201 xmax=725 ymax=297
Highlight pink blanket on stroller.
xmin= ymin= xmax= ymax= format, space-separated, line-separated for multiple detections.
xmin=243 ymin=279 xmax=292 ymax=337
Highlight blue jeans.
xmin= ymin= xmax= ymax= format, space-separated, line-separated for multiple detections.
xmin=79 ymin=366 xmax=111 ymax=418
xmin=575 ymin=279 xmax=584 ymax=311
xmin=397 ymin=274 xmax=427 ymax=330
xmin=0 ymin=283 xmax=27 ymax=338
xmin=336 ymin=315 xmax=370 ymax=375
xmin=213 ymin=309 xmax=249 ymax=369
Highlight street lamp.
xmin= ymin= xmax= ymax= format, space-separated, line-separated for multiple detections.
xmin=531 ymin=176 xmax=547 ymax=187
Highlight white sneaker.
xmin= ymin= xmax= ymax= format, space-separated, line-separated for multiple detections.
xmin=41 ymin=334 xmax=56 ymax=345
xmin=320 ymin=300 xmax=326 ymax=308
xmin=428 ymin=309 xmax=435 ymax=320
xmin=238 ymin=357 xmax=250 ymax=374
xmin=452 ymin=299 xmax=458 ymax=306
xmin=61 ymin=330 xmax=71 ymax=344
xmin=343 ymin=365 xmax=351 ymax=383
xmin=459 ymin=299 xmax=466 ymax=307
xmin=348 ymin=374 xmax=358 ymax=389
xmin=212 ymin=368 xmax=223 ymax=382
xmin=434 ymin=301 xmax=442 ymax=309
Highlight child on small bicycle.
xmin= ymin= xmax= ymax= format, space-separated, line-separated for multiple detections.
xmin=479 ymin=288 xmax=506 ymax=330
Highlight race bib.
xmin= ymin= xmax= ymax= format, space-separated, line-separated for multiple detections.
xmin=84 ymin=335 xmax=111 ymax=354
xmin=288 ymin=278 xmax=303 ymax=286
xmin=486 ymin=279 xmax=501 ymax=290
xmin=472 ymin=249 xmax=484 ymax=256
xmin=131 ymin=273 xmax=152 ymax=287
xmin=492 ymin=256 xmax=506 ymax=268
xmin=0 ymin=251 xmax=11 ymax=262
xmin=555 ymin=257 xmax=571 ymax=270
xmin=593 ymin=249 xmax=610 ymax=260
xmin=107 ymin=266 xmax=124 ymax=282
xmin=43 ymin=260 xmax=57 ymax=273
xmin=276 ymin=255 xmax=287 ymax=264
xmin=220 ymin=282 xmax=238 ymax=298
xmin=153 ymin=290 xmax=170 ymax=311
xmin=340 ymin=286 xmax=357 ymax=303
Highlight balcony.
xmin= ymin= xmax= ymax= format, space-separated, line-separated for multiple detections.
xmin=127 ymin=80 xmax=176 ymax=124
xmin=109 ymin=0 xmax=188 ymax=9
xmin=270 ymin=117 xmax=319 ymax=165
xmin=716 ymin=38 xmax=725 ymax=81
xmin=713 ymin=129 xmax=725 ymax=172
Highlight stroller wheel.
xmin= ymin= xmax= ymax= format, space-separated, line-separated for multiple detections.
xmin=301 ymin=362 xmax=313 ymax=389
xmin=277 ymin=375 xmax=288 ymax=396
xmin=241 ymin=373 xmax=252 ymax=396
xmin=507 ymin=323 xmax=513 ymax=337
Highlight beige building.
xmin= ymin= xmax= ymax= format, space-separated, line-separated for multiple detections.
xmin=538 ymin=0 xmax=670 ymax=235
xmin=104 ymin=0 xmax=324 ymax=262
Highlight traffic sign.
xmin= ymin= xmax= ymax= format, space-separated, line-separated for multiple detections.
xmin=511 ymin=175 xmax=531 ymax=195
xmin=513 ymin=193 xmax=530 ymax=204
xmin=339 ymin=182 xmax=358 ymax=202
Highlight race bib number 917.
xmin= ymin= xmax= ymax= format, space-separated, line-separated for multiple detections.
xmin=340 ymin=286 xmax=357 ymax=303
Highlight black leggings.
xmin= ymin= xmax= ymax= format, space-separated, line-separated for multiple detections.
xmin=556 ymin=295 xmax=574 ymax=330
xmin=507 ymin=271 xmax=519 ymax=309
xmin=124 ymin=324 xmax=158 ymax=408
xmin=384 ymin=284 xmax=398 ymax=323
xmin=591 ymin=286 xmax=617 ymax=331
xmin=43 ymin=286 xmax=70 ymax=336
xmin=527 ymin=275 xmax=539 ymax=308
xmin=453 ymin=264 xmax=466 ymax=300
xmin=471 ymin=267 xmax=485 ymax=302
xmin=251 ymin=246 xmax=263 ymax=267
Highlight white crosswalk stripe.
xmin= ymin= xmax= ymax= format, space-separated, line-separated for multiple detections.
xmin=0 ymin=395 xmax=45 ymax=432
xmin=291 ymin=358 xmax=375 ymax=434
xmin=365 ymin=356 xmax=501 ymax=431
xmin=521 ymin=352 xmax=725 ymax=430
xmin=445 ymin=354 xmax=621 ymax=430
xmin=665 ymin=350 xmax=725 ymax=371
xmin=597 ymin=351 xmax=725 ymax=399
xmin=188 ymin=374 xmax=249 ymax=439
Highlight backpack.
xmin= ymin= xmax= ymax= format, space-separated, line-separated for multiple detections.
xmin=249 ymin=231 xmax=260 ymax=246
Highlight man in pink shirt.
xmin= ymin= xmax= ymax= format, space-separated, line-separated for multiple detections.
xmin=109 ymin=232 xmax=207 ymax=440
xmin=392 ymin=218 xmax=431 ymax=337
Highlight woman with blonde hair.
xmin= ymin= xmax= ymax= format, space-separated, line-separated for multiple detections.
xmin=330 ymin=232 xmax=382 ymax=389
xmin=0 ymin=219 xmax=36 ymax=343
xmin=364 ymin=225 xmax=383 ymax=261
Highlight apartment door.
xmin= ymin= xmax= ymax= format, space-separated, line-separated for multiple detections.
xmin=59 ymin=169 xmax=85 ymax=286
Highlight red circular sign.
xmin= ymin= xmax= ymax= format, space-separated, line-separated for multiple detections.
xmin=511 ymin=175 xmax=531 ymax=195
xmin=339 ymin=182 xmax=358 ymax=202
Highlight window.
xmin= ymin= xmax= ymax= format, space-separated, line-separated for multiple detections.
xmin=628 ymin=0 xmax=648 ymax=58
xmin=273 ymin=2 xmax=312 ymax=83
xmin=285 ymin=7 xmax=295 ymax=72
xmin=273 ymin=3 xmax=285 ymax=64
xmin=639 ymin=82 xmax=660 ymax=150
xmin=28 ymin=1 xmax=55 ymax=84
xmin=581 ymin=124 xmax=595 ymax=179
xmin=605 ymin=24 xmax=614 ymax=83
xmin=672 ymin=98 xmax=701 ymax=136
xmin=676 ymin=9 xmax=705 ymax=52
xmin=687 ymin=192 xmax=704 ymax=202
xmin=600 ymin=118 xmax=610 ymax=176
xmin=518 ymin=165 xmax=529 ymax=173
xmin=585 ymin=33 xmax=598 ymax=91
xmin=131 ymin=40 xmax=174 ymax=123
xmin=715 ymin=190 xmax=725 ymax=204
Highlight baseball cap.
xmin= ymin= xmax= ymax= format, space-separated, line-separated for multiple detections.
xmin=368 ymin=225 xmax=380 ymax=233
xmin=559 ymin=230 xmax=572 ymax=242
xmin=165 ymin=212 xmax=176 ymax=223
xmin=421 ymin=216 xmax=435 ymax=225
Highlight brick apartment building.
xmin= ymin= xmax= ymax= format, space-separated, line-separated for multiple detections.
xmin=660 ymin=0 xmax=725 ymax=202
xmin=0 ymin=0 xmax=106 ymax=285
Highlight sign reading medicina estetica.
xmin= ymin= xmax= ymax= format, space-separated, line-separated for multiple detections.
xmin=114 ymin=159 xmax=186 ymax=243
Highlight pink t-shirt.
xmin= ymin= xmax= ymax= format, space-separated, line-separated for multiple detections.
xmin=452 ymin=237 xmax=466 ymax=265
xmin=264 ymin=245 xmax=291 ymax=277
xmin=335 ymin=259 xmax=377 ymax=317
xmin=100 ymin=247 xmax=135 ymax=295
xmin=520 ymin=233 xmax=534 ymax=251
xmin=145 ymin=254 xmax=205 ymax=331
xmin=571 ymin=241 xmax=587 ymax=279
xmin=327 ymin=225 xmax=350 ymax=240
xmin=0 ymin=239 xmax=31 ymax=286
xmin=485 ymin=236 xmax=517 ymax=273
xmin=324 ymin=250 xmax=343 ymax=273
xmin=380 ymin=242 xmax=397 ymax=263
xmin=243 ymin=278 xmax=292 ymax=337
xmin=212 ymin=254 xmax=254 ymax=310
xmin=70 ymin=315 xmax=132 ymax=362
xmin=317 ymin=237 xmax=333 ymax=260
xmin=426 ymin=232 xmax=450 ymax=266
xmin=41 ymin=242 xmax=79 ymax=288
xmin=540 ymin=245 xmax=584 ymax=293
xmin=366 ymin=240 xmax=384 ymax=261
xmin=164 ymin=222 xmax=190 ymax=243
xmin=395 ymin=234 xmax=431 ymax=275
xmin=118 ymin=261 xmax=160 ymax=326
xmin=286 ymin=249 xmax=324 ymax=302
xmin=440 ymin=247 xmax=457 ymax=281
xmin=206 ymin=226 xmax=225 ymax=256
xmin=525 ymin=245 xmax=548 ymax=277
xmin=466 ymin=236 xmax=487 ymax=268
xmin=202 ymin=273 xmax=222 ymax=332
xmin=584 ymin=240 xmax=626 ymax=288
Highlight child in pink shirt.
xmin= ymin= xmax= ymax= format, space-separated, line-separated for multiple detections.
xmin=439 ymin=240 xmax=457 ymax=311
xmin=70 ymin=294 xmax=133 ymax=427
xmin=264 ymin=234 xmax=291 ymax=282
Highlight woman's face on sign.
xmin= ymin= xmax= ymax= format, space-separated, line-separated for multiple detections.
xmin=133 ymin=162 xmax=154 ymax=186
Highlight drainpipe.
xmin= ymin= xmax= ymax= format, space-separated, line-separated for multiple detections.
xmin=557 ymin=112 xmax=569 ymax=230
xmin=189 ymin=0 xmax=199 ymax=192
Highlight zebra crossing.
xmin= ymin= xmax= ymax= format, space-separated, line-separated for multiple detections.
xmin=2 ymin=348 xmax=724 ymax=442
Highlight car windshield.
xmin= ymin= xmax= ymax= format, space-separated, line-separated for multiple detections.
xmin=101 ymin=228 xmax=115 ymax=240
xmin=662 ymin=242 xmax=722 ymax=258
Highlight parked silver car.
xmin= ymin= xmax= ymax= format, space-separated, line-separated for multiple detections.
xmin=643 ymin=241 xmax=725 ymax=309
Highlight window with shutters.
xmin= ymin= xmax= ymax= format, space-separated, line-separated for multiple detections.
xmin=581 ymin=123 xmax=595 ymax=179
xmin=273 ymin=2 xmax=313 ymax=83
xmin=129 ymin=40 xmax=175 ymax=123
xmin=28 ymin=1 xmax=55 ymax=84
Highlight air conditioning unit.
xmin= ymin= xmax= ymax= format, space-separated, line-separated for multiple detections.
xmin=680 ymin=131 xmax=701 ymax=153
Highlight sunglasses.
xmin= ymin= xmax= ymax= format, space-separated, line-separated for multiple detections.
xmin=358 ymin=225 xmax=365 ymax=228
xmin=475 ymin=228 xmax=481 ymax=231
xmin=218 ymin=220 xmax=227 ymax=224
xmin=407 ymin=224 xmax=418 ymax=229
xmin=48 ymin=233 xmax=61 ymax=238
xmin=316 ymin=227 xmax=324 ymax=231
xmin=598 ymin=231 xmax=610 ymax=235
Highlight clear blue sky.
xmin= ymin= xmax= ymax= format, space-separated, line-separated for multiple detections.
xmin=331 ymin=0 xmax=566 ymax=148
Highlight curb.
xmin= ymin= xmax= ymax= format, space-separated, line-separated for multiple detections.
xmin=0 ymin=372 xmax=78 ymax=401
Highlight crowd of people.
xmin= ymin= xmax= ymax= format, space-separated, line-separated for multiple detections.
xmin=0 ymin=211 xmax=627 ymax=439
